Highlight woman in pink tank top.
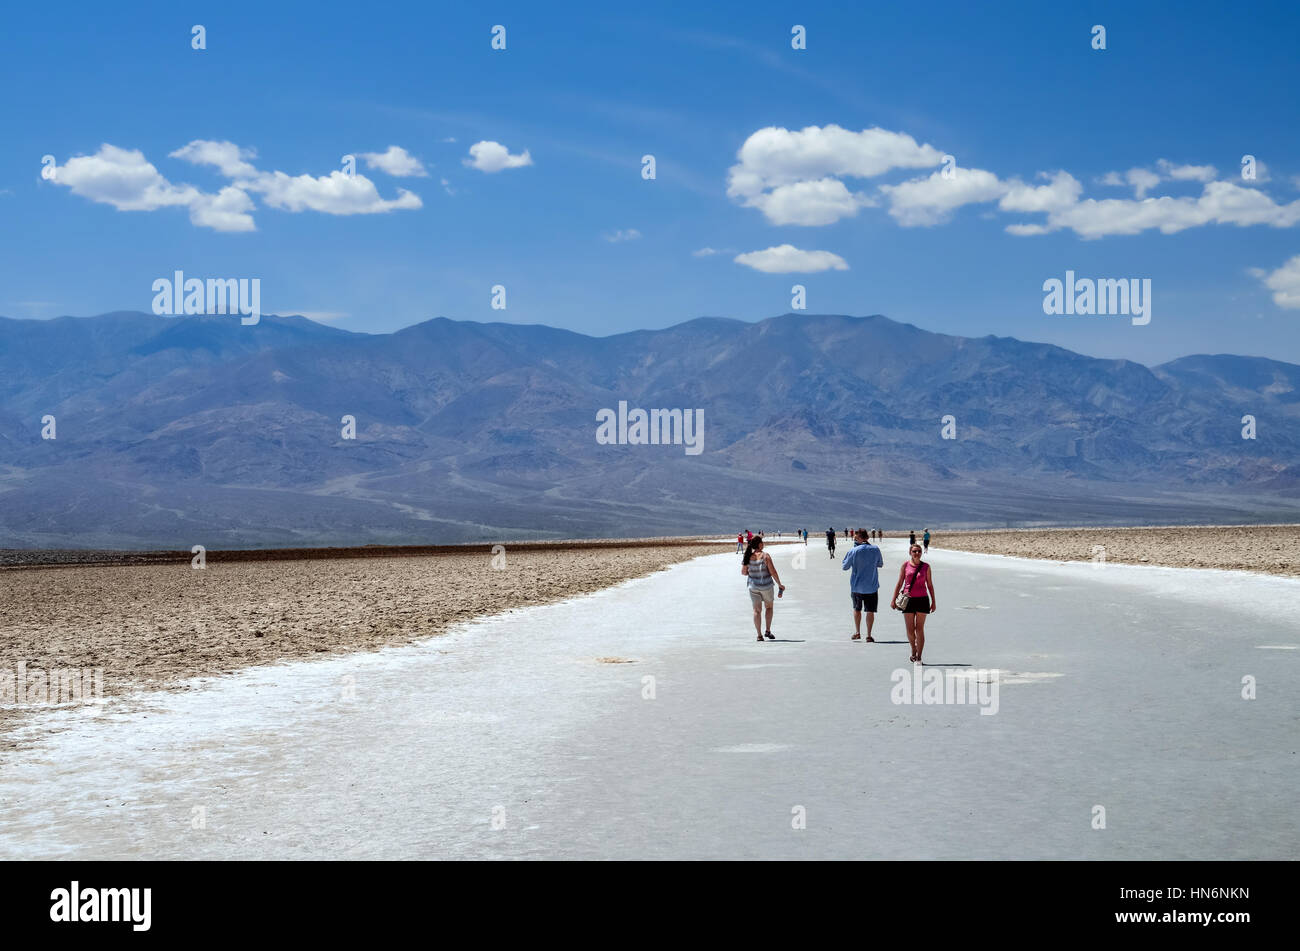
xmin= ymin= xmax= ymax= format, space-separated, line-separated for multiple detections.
xmin=891 ymin=544 xmax=937 ymax=663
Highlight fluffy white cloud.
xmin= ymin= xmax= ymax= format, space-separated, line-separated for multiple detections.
xmin=170 ymin=140 xmax=259 ymax=178
xmin=463 ymin=140 xmax=533 ymax=172
xmin=189 ymin=186 xmax=257 ymax=232
xmin=999 ymin=171 xmax=1083 ymax=214
xmin=359 ymin=145 xmax=428 ymax=177
xmin=1157 ymin=158 xmax=1218 ymax=183
xmin=53 ymin=144 xmax=255 ymax=231
xmin=1126 ymin=168 xmax=1162 ymax=198
xmin=879 ymin=166 xmax=1006 ymax=226
xmin=1249 ymin=255 xmax=1300 ymax=309
xmin=52 ymin=141 xmax=423 ymax=231
xmin=750 ymin=178 xmax=873 ymax=226
xmin=173 ymin=139 xmax=422 ymax=216
xmin=727 ymin=124 xmax=941 ymax=225
xmin=243 ymin=170 xmax=421 ymax=214
xmin=1026 ymin=181 xmax=1300 ymax=239
xmin=56 ymin=144 xmax=199 ymax=212
xmin=734 ymin=244 xmax=848 ymax=273
xmin=1100 ymin=160 xmax=1218 ymax=198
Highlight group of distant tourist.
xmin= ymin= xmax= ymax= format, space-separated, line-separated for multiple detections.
xmin=736 ymin=528 xmax=811 ymax=552
xmin=740 ymin=527 xmax=937 ymax=663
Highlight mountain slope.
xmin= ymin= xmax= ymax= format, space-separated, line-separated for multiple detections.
xmin=1 ymin=311 xmax=1296 ymax=548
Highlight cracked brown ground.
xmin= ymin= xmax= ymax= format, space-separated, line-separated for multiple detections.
xmin=0 ymin=539 xmax=731 ymax=746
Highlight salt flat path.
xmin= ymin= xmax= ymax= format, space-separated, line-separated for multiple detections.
xmin=1 ymin=539 xmax=1296 ymax=859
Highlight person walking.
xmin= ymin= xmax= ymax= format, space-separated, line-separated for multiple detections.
xmin=802 ymin=528 xmax=808 ymax=545
xmin=842 ymin=529 xmax=885 ymax=641
xmin=891 ymin=543 xmax=936 ymax=664
xmin=826 ymin=527 xmax=837 ymax=558
xmin=909 ymin=530 xmax=917 ymax=547
xmin=736 ymin=532 xmax=744 ymax=553
xmin=742 ymin=535 xmax=785 ymax=642
xmin=923 ymin=528 xmax=931 ymax=552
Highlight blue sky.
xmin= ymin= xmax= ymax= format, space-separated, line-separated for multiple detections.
xmin=3 ymin=0 xmax=1300 ymax=365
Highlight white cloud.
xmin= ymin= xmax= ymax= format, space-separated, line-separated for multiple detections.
xmin=57 ymin=144 xmax=199 ymax=212
xmin=879 ymin=166 xmax=1006 ymax=226
xmin=999 ymin=171 xmax=1083 ymax=214
xmin=1099 ymin=160 xmax=1217 ymax=198
xmin=692 ymin=247 xmax=720 ymax=257
xmin=716 ymin=124 xmax=1300 ymax=240
xmin=463 ymin=140 xmax=533 ymax=173
xmin=723 ymin=124 xmax=1300 ymax=242
xmin=1250 ymin=255 xmax=1300 ymax=309
xmin=52 ymin=141 xmax=423 ymax=231
xmin=359 ymin=145 xmax=428 ymax=177
xmin=242 ymin=169 xmax=421 ymax=214
xmin=189 ymin=186 xmax=258 ymax=232
xmin=53 ymin=143 xmax=256 ymax=231
xmin=173 ymin=139 xmax=423 ymax=216
xmin=750 ymin=178 xmax=873 ymax=226
xmin=734 ymin=244 xmax=848 ymax=273
xmin=1157 ymin=158 xmax=1218 ymax=183
xmin=1028 ymin=181 xmax=1300 ymax=239
xmin=170 ymin=140 xmax=259 ymax=178
xmin=727 ymin=124 xmax=942 ymax=225
xmin=1126 ymin=167 xmax=1162 ymax=198
xmin=604 ymin=228 xmax=641 ymax=242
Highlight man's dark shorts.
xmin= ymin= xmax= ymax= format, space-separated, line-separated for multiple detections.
xmin=852 ymin=591 xmax=878 ymax=612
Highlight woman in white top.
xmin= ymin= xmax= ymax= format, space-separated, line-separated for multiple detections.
xmin=741 ymin=536 xmax=785 ymax=642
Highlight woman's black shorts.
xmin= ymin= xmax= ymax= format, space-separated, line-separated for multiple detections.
xmin=903 ymin=595 xmax=931 ymax=614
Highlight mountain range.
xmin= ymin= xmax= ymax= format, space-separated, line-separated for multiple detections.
xmin=1 ymin=311 xmax=1297 ymax=549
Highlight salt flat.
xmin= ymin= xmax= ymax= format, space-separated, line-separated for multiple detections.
xmin=1 ymin=539 xmax=1295 ymax=859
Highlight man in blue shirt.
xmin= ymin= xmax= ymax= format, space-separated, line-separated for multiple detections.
xmin=842 ymin=528 xmax=885 ymax=641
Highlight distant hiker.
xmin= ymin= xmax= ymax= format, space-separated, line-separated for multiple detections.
xmin=742 ymin=536 xmax=785 ymax=642
xmin=923 ymin=529 xmax=931 ymax=552
xmin=826 ymin=528 xmax=837 ymax=558
xmin=746 ymin=530 xmax=753 ymax=543
xmin=737 ymin=532 xmax=744 ymax=553
xmin=842 ymin=529 xmax=885 ymax=641
xmin=891 ymin=544 xmax=937 ymax=664
xmin=802 ymin=528 xmax=808 ymax=545
xmin=909 ymin=531 xmax=917 ymax=547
